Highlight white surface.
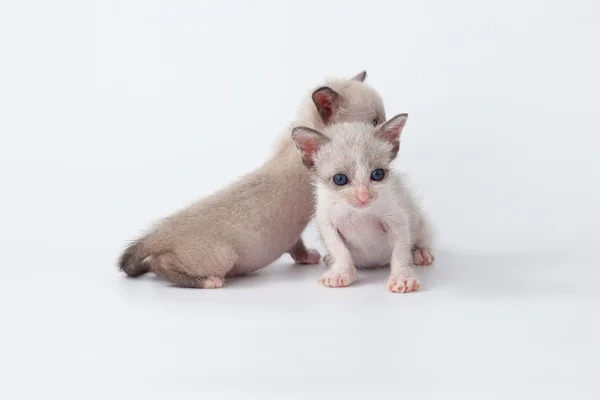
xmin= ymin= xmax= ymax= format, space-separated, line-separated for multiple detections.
xmin=1 ymin=0 xmax=600 ymax=398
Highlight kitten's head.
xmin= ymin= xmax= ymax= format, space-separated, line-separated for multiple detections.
xmin=308 ymin=71 xmax=386 ymax=128
xmin=292 ymin=114 xmax=408 ymax=209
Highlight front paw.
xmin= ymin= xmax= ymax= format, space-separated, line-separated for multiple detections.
xmin=387 ymin=275 xmax=420 ymax=293
xmin=293 ymin=248 xmax=321 ymax=265
xmin=319 ymin=268 xmax=357 ymax=288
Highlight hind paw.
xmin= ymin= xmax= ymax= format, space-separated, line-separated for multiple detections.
xmin=292 ymin=248 xmax=321 ymax=265
xmin=202 ymin=276 xmax=225 ymax=289
xmin=412 ymin=248 xmax=434 ymax=266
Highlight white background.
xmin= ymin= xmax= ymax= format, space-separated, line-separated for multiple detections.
xmin=1 ymin=0 xmax=599 ymax=398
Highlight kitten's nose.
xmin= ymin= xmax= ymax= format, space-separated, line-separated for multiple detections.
xmin=356 ymin=186 xmax=370 ymax=204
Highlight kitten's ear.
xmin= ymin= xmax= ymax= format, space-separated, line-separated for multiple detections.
xmin=291 ymin=126 xmax=330 ymax=169
xmin=375 ymin=114 xmax=408 ymax=158
xmin=351 ymin=71 xmax=367 ymax=82
xmin=312 ymin=87 xmax=339 ymax=123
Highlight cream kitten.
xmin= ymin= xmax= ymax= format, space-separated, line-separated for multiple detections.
xmin=118 ymin=71 xmax=388 ymax=288
xmin=291 ymin=114 xmax=434 ymax=293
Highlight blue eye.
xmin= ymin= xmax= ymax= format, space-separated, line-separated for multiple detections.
xmin=371 ymin=169 xmax=385 ymax=181
xmin=333 ymin=174 xmax=348 ymax=186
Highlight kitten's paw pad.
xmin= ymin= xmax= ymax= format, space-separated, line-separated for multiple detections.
xmin=202 ymin=276 xmax=225 ymax=289
xmin=319 ymin=270 xmax=357 ymax=288
xmin=323 ymin=254 xmax=334 ymax=266
xmin=387 ymin=276 xmax=420 ymax=293
xmin=413 ymin=248 xmax=434 ymax=266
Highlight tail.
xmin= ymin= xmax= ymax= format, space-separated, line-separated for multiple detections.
xmin=118 ymin=238 xmax=152 ymax=277
xmin=118 ymin=241 xmax=223 ymax=288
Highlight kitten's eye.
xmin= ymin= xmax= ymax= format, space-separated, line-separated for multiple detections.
xmin=371 ymin=169 xmax=385 ymax=181
xmin=333 ymin=174 xmax=349 ymax=186
xmin=372 ymin=119 xmax=379 ymax=126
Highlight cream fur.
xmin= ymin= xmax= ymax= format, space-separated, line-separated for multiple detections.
xmin=118 ymin=72 xmax=386 ymax=288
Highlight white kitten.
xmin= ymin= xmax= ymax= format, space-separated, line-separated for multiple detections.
xmin=292 ymin=115 xmax=434 ymax=293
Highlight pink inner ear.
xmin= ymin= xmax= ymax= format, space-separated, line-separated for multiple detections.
xmin=384 ymin=130 xmax=399 ymax=143
xmin=380 ymin=120 xmax=406 ymax=144
xmin=313 ymin=93 xmax=333 ymax=117
xmin=303 ymin=139 xmax=320 ymax=160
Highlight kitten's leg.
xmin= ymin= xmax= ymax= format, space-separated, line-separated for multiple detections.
xmin=288 ymin=238 xmax=321 ymax=265
xmin=150 ymin=245 xmax=236 ymax=289
xmin=388 ymin=224 xmax=420 ymax=293
xmin=318 ymin=223 xmax=357 ymax=288
xmin=412 ymin=215 xmax=435 ymax=266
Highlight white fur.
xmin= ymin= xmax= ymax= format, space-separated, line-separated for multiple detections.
xmin=294 ymin=117 xmax=435 ymax=293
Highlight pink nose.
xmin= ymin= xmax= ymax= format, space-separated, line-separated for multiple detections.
xmin=356 ymin=186 xmax=370 ymax=203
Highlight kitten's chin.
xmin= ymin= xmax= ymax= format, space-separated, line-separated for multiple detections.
xmin=348 ymin=201 xmax=373 ymax=210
